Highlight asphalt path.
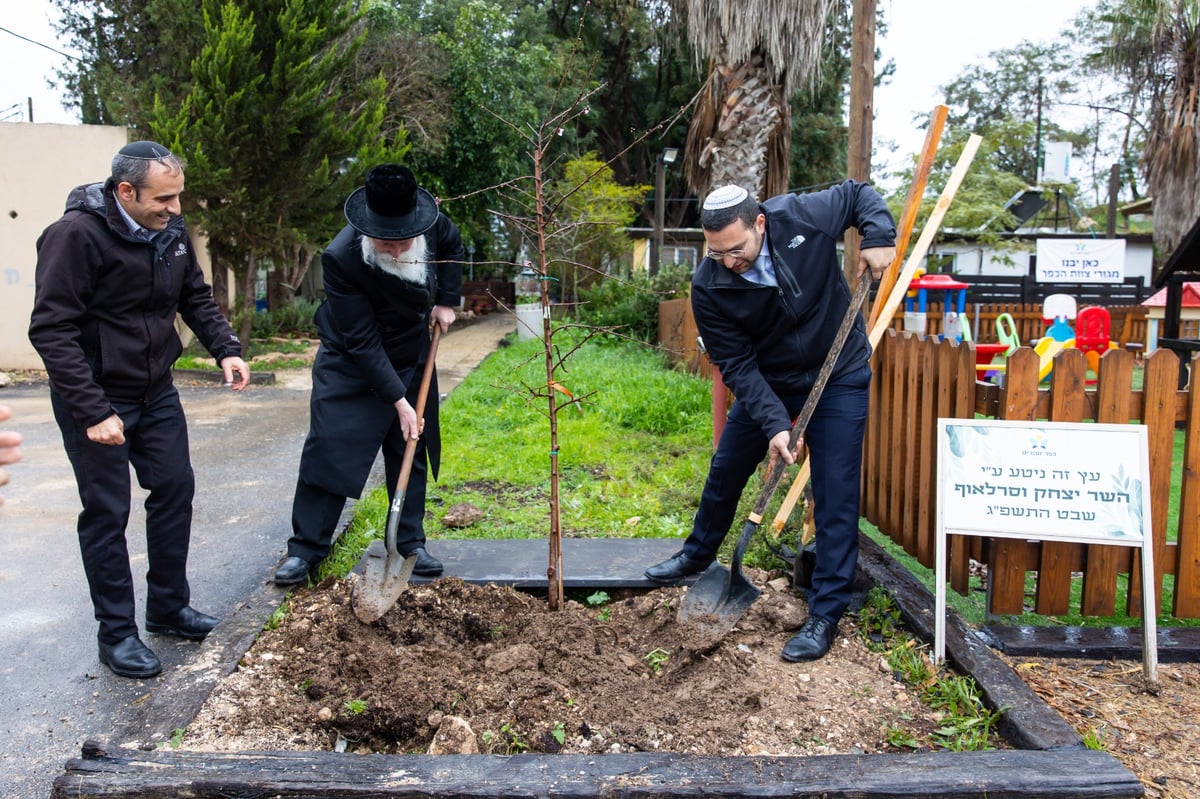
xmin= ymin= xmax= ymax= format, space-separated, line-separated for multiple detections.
xmin=0 ymin=373 xmax=312 ymax=798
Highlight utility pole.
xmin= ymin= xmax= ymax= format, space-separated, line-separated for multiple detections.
xmin=845 ymin=0 xmax=877 ymax=286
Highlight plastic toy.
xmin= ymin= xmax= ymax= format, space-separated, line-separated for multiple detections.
xmin=904 ymin=273 xmax=969 ymax=342
xmin=974 ymin=312 xmax=1019 ymax=381
xmin=1074 ymin=306 xmax=1118 ymax=375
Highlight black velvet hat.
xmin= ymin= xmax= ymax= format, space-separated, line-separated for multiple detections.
xmin=343 ymin=165 xmax=438 ymax=240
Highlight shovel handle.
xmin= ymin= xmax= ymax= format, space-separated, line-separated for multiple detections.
xmin=750 ymin=266 xmax=872 ymax=520
xmin=384 ymin=325 xmax=443 ymax=557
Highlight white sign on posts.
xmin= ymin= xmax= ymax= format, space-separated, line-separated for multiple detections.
xmin=935 ymin=418 xmax=1157 ymax=683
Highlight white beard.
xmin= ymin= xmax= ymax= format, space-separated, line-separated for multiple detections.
xmin=361 ymin=235 xmax=428 ymax=286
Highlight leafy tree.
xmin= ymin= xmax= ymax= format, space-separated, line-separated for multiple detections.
xmin=150 ymin=0 xmax=407 ymax=341
xmin=788 ymin=0 xmax=856 ymax=191
xmin=52 ymin=0 xmax=204 ymax=127
xmin=399 ymin=0 xmax=560 ymax=263
xmin=546 ymin=152 xmax=651 ymax=303
xmin=1088 ymin=0 xmax=1200 ymax=270
xmin=939 ymin=40 xmax=1088 ymax=187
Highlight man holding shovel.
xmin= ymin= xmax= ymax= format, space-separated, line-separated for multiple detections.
xmin=644 ymin=182 xmax=895 ymax=662
xmin=274 ymin=165 xmax=464 ymax=587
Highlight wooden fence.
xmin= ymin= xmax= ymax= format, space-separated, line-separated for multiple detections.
xmin=866 ymin=333 xmax=1199 ymax=619
xmin=659 ymin=298 xmax=1200 ymax=620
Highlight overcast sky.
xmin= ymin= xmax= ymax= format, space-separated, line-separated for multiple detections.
xmin=1 ymin=1 xmax=1094 ymax=165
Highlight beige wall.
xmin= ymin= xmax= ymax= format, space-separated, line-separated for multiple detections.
xmin=0 ymin=123 xmax=128 ymax=370
xmin=0 ymin=123 xmax=219 ymax=371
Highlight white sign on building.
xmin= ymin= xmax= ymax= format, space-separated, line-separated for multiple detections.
xmin=1035 ymin=238 xmax=1126 ymax=283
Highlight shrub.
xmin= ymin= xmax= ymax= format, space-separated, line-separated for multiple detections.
xmin=577 ymin=263 xmax=692 ymax=344
xmin=231 ymin=298 xmax=321 ymax=339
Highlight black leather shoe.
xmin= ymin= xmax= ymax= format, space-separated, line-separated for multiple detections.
xmin=780 ymin=615 xmax=839 ymax=662
xmin=145 ymin=606 xmax=220 ymax=640
xmin=644 ymin=551 xmax=712 ymax=584
xmin=273 ymin=555 xmax=312 ymax=586
xmin=98 ymin=635 xmax=161 ymax=678
xmin=404 ymin=547 xmax=443 ymax=576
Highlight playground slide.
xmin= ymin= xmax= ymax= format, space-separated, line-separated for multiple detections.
xmin=1035 ymin=337 xmax=1073 ymax=381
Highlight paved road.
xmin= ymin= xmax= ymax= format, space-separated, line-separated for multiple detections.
xmin=0 ymin=311 xmax=515 ymax=799
xmin=0 ymin=375 xmax=311 ymax=798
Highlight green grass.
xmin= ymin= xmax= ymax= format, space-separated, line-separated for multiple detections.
xmin=341 ymin=331 xmax=715 ymax=556
xmin=174 ymin=338 xmax=314 ymax=372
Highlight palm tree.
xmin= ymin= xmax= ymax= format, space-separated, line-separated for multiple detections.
xmin=680 ymin=0 xmax=838 ymax=200
xmin=1094 ymin=0 xmax=1200 ymax=271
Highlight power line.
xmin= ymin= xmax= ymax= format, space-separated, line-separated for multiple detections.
xmin=0 ymin=24 xmax=80 ymax=62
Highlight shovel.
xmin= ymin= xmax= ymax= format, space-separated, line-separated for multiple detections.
xmin=352 ymin=325 xmax=443 ymax=623
xmin=678 ymin=267 xmax=873 ymax=633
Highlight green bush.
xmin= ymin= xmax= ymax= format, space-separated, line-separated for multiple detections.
xmin=577 ymin=263 xmax=692 ymax=344
xmin=231 ymin=298 xmax=321 ymax=339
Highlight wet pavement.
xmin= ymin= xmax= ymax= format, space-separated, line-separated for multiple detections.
xmin=0 ymin=311 xmax=514 ymax=799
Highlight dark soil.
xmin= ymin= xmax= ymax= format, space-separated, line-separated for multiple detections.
xmin=184 ymin=574 xmax=944 ymax=757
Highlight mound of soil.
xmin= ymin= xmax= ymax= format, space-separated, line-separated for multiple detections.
xmin=184 ymin=576 xmax=943 ymax=756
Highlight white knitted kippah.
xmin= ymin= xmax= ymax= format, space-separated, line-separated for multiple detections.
xmin=703 ymin=185 xmax=749 ymax=210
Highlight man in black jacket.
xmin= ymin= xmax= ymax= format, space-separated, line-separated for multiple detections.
xmin=273 ymin=165 xmax=463 ymax=586
xmin=29 ymin=141 xmax=249 ymax=679
xmin=644 ymin=182 xmax=896 ymax=662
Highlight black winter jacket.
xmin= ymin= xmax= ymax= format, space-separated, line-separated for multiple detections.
xmin=691 ymin=180 xmax=896 ymax=441
xmin=28 ymin=180 xmax=242 ymax=427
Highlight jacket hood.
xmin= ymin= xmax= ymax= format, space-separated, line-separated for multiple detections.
xmin=65 ymin=181 xmax=108 ymax=215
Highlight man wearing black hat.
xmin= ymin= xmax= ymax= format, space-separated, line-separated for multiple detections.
xmin=273 ymin=164 xmax=464 ymax=586
xmin=29 ymin=141 xmax=249 ymax=678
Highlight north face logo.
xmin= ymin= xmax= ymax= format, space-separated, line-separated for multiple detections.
xmin=788 ymin=235 xmax=806 ymax=249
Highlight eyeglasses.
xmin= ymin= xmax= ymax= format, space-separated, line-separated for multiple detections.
xmin=706 ymin=242 xmax=750 ymax=261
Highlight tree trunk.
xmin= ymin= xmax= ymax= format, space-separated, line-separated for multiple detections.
xmin=238 ymin=251 xmax=258 ymax=347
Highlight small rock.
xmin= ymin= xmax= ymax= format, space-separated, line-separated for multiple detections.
xmin=485 ymin=643 xmax=539 ymax=674
xmin=442 ymin=502 xmax=484 ymax=528
xmin=317 ymin=707 xmax=333 ymax=721
xmin=428 ymin=715 xmax=478 ymax=755
xmin=767 ymin=577 xmax=791 ymax=592
xmin=0 ymin=372 xmax=11 ymax=388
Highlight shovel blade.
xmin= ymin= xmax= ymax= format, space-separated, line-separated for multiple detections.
xmin=351 ymin=541 xmax=418 ymax=623
xmin=677 ymin=563 xmax=762 ymax=634
xmin=711 ymin=572 xmax=762 ymax=631
xmin=677 ymin=562 xmax=730 ymax=621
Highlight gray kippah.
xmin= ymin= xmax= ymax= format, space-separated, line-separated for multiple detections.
xmin=119 ymin=140 xmax=172 ymax=159
xmin=703 ymin=185 xmax=749 ymax=210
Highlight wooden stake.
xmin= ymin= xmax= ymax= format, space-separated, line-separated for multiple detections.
xmin=867 ymin=105 xmax=948 ymax=331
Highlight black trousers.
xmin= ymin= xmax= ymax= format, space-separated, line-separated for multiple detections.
xmin=287 ymin=433 xmax=429 ymax=564
xmin=51 ymin=386 xmax=194 ymax=645
xmin=683 ymin=365 xmax=871 ymax=625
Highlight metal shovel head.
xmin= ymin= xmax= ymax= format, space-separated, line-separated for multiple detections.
xmin=351 ymin=541 xmax=418 ymax=623
xmin=677 ymin=563 xmax=762 ymax=634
